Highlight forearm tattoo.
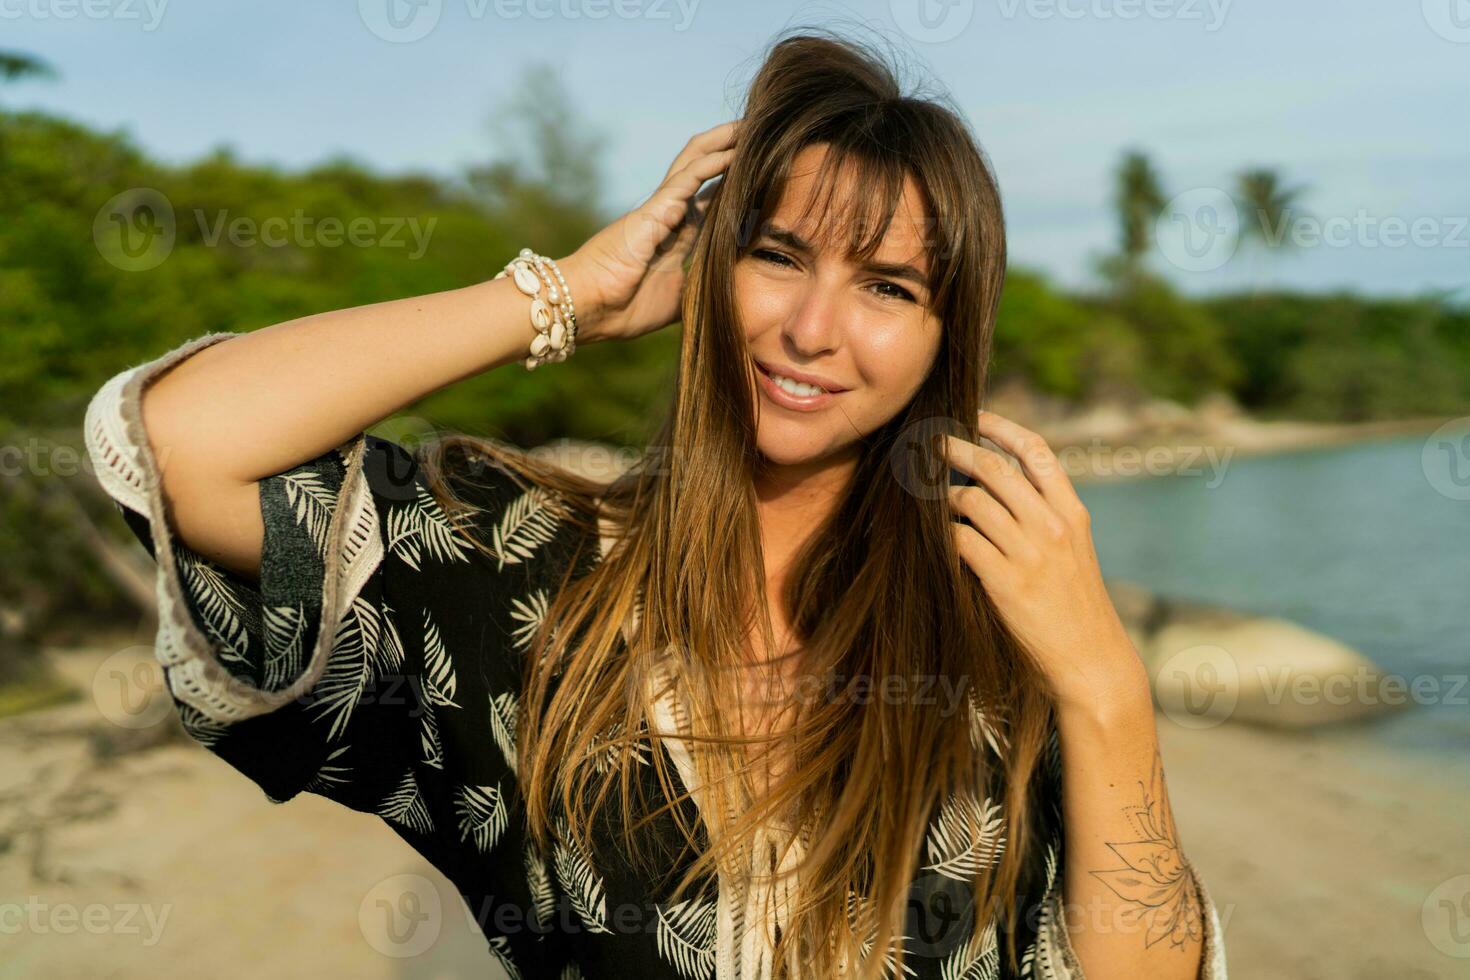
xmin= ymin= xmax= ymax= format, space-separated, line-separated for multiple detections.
xmin=1088 ymin=748 xmax=1203 ymax=952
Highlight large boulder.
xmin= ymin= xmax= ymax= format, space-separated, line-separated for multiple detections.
xmin=1105 ymin=580 xmax=1404 ymax=729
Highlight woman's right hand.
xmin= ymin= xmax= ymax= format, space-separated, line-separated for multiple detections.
xmin=557 ymin=119 xmax=738 ymax=344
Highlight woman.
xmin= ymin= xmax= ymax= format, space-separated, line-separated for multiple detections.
xmin=84 ymin=29 xmax=1227 ymax=980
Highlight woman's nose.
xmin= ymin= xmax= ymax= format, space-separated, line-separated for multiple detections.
xmin=781 ymin=281 xmax=842 ymax=357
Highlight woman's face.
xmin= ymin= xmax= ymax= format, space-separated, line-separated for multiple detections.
xmin=735 ymin=144 xmax=943 ymax=470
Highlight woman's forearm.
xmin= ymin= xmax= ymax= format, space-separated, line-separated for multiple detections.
xmin=142 ymin=257 xmax=601 ymax=489
xmin=1054 ymin=671 xmax=1206 ymax=980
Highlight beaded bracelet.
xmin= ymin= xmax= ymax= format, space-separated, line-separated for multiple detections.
xmin=493 ymin=247 xmax=578 ymax=370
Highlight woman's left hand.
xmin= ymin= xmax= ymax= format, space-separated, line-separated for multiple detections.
xmin=945 ymin=410 xmax=1151 ymax=714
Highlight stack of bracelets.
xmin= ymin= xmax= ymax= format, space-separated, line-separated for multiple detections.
xmin=494 ymin=247 xmax=579 ymax=370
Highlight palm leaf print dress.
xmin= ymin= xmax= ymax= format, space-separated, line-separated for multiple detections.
xmin=84 ymin=332 xmax=1229 ymax=980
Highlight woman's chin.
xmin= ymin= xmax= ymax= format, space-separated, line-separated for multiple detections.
xmin=754 ymin=431 xmax=840 ymax=470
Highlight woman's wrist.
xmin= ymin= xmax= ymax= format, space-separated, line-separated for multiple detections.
xmin=554 ymin=252 xmax=610 ymax=345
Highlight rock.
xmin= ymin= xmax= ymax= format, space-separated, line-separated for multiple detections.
xmin=1195 ymin=390 xmax=1244 ymax=425
xmin=1135 ymin=398 xmax=1197 ymax=434
xmin=1143 ymin=603 xmax=1404 ymax=729
xmin=1100 ymin=582 xmax=1402 ymax=729
xmin=530 ymin=439 xmax=636 ymax=483
xmin=1039 ymin=400 xmax=1139 ymax=448
xmin=1104 ymin=578 xmax=1162 ymax=655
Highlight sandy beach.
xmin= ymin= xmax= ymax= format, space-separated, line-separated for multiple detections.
xmin=2 ymin=641 xmax=1467 ymax=979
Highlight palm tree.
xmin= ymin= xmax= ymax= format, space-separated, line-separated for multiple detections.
xmin=1113 ymin=150 xmax=1167 ymax=280
xmin=0 ymin=51 xmax=55 ymax=84
xmin=0 ymin=52 xmax=57 ymax=165
xmin=1234 ymin=167 xmax=1307 ymax=292
xmin=1103 ymin=149 xmax=1169 ymax=292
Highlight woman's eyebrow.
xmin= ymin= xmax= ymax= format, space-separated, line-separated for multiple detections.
xmin=759 ymin=224 xmax=930 ymax=287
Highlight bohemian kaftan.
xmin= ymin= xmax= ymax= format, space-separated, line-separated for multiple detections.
xmin=83 ymin=331 xmax=1229 ymax=980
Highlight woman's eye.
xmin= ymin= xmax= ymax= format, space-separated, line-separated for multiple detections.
xmin=871 ymin=281 xmax=916 ymax=303
xmin=754 ymin=248 xmax=794 ymax=267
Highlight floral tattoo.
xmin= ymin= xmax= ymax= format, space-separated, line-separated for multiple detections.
xmin=1089 ymin=748 xmax=1203 ymax=951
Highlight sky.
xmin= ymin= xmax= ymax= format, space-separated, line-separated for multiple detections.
xmin=5 ymin=0 xmax=1468 ymax=298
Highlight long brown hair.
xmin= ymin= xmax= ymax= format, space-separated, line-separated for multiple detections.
xmin=418 ymin=27 xmax=1058 ymax=978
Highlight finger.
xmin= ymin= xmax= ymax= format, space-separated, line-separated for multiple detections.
xmin=648 ymin=215 xmax=700 ymax=273
xmin=626 ymin=150 xmax=735 ymax=266
xmin=646 ymin=149 xmax=735 ymax=231
xmin=952 ymin=520 xmax=1006 ymax=586
xmin=973 ymin=411 xmax=1083 ymax=514
xmin=947 ymin=484 xmax=1029 ymax=559
xmin=944 ymin=433 xmax=1052 ymax=529
xmin=662 ymin=119 xmax=740 ymax=183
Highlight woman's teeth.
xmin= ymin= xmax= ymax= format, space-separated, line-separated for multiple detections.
xmin=769 ymin=371 xmax=826 ymax=397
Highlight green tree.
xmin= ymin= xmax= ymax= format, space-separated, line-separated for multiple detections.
xmin=1234 ymin=167 xmax=1307 ymax=291
xmin=0 ymin=51 xmax=55 ymax=84
xmin=1113 ymin=149 xmax=1167 ymax=277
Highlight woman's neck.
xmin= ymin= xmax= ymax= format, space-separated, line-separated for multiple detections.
xmin=749 ymin=446 xmax=858 ymax=658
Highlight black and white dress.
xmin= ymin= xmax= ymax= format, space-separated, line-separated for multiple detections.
xmin=83 ymin=331 xmax=1228 ymax=980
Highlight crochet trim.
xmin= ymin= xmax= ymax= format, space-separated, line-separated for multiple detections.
xmin=83 ymin=331 xmax=378 ymax=724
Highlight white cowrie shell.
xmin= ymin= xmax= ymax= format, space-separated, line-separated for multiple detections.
xmin=530 ymin=297 xmax=552 ymax=331
xmin=530 ymin=332 xmax=551 ymax=357
xmin=512 ymin=261 xmax=541 ymax=296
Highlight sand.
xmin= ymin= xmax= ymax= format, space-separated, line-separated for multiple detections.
xmin=4 ymin=628 xmax=1467 ymax=979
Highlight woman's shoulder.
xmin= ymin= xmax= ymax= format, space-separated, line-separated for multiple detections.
xmin=355 ymin=432 xmax=602 ymax=595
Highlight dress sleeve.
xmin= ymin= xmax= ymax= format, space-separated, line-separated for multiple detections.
xmin=1030 ymin=727 xmax=1230 ymax=979
xmin=84 ymin=331 xmax=442 ymax=809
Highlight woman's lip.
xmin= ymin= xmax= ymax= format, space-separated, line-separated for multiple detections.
xmin=754 ymin=359 xmax=841 ymax=411
xmin=754 ymin=359 xmax=848 ymax=392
